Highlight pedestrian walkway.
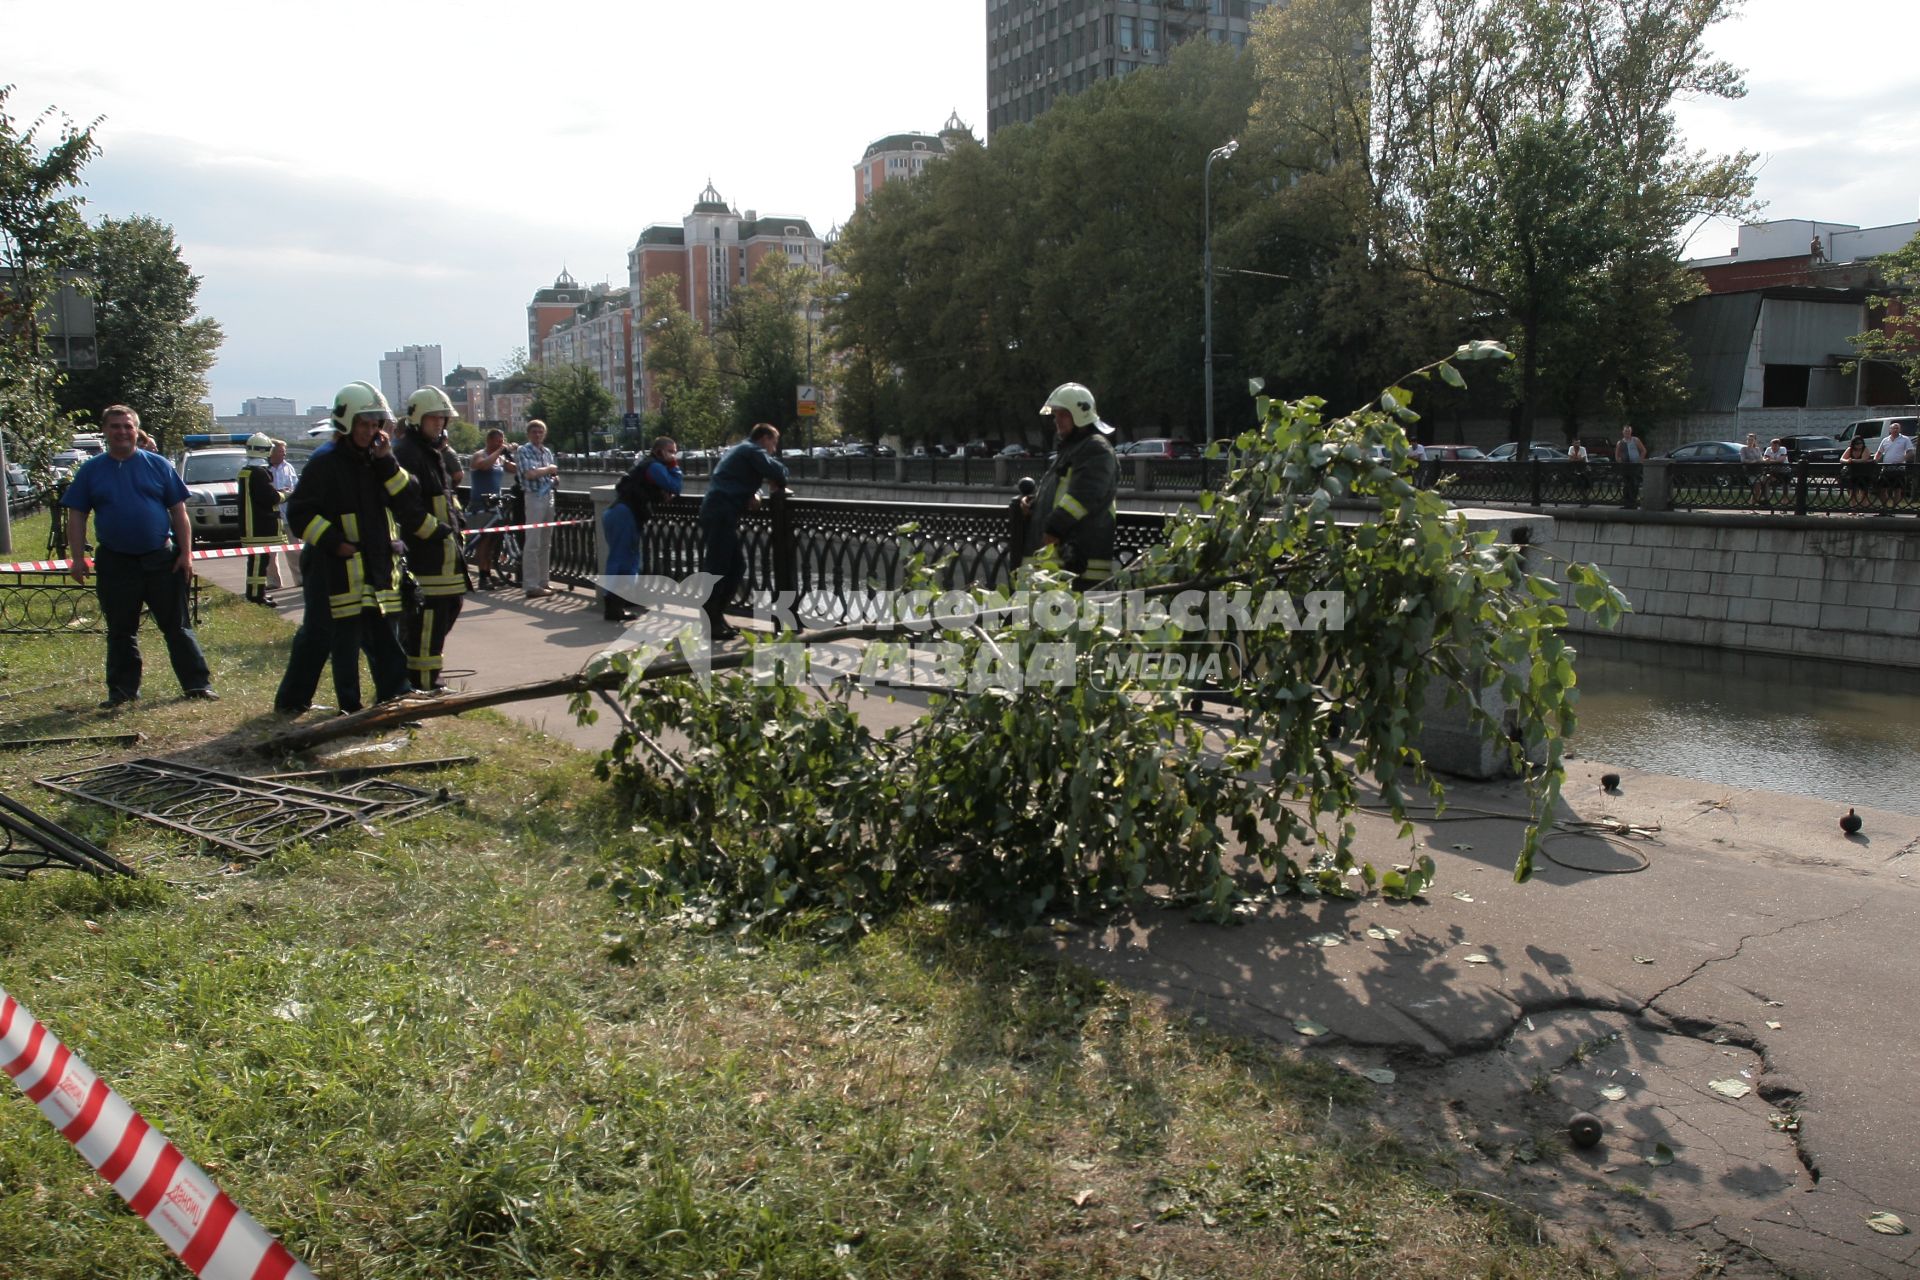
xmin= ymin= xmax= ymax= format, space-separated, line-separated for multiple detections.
xmin=199 ymin=556 xmax=1920 ymax=1279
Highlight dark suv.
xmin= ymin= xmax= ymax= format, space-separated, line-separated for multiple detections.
xmin=1778 ymin=434 xmax=1842 ymax=462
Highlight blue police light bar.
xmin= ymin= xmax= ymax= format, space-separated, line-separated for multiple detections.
xmin=181 ymin=433 xmax=253 ymax=446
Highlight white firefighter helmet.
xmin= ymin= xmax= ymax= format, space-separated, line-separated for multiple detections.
xmin=1038 ymin=382 xmax=1114 ymax=434
xmin=405 ymin=385 xmax=457 ymax=427
xmin=330 ymin=381 xmax=394 ymax=433
xmin=246 ymin=432 xmax=275 ymax=459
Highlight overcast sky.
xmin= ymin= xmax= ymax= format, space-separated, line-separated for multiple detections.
xmin=6 ymin=0 xmax=1917 ymax=417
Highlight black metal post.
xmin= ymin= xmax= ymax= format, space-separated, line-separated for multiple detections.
xmin=770 ymin=489 xmax=798 ymax=598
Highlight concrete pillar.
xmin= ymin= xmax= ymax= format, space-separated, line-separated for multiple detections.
xmin=1640 ymin=458 xmax=1672 ymax=513
xmin=590 ymin=483 xmax=615 ymax=580
xmin=1413 ymin=508 xmax=1558 ymax=779
xmin=994 ymin=457 xmax=1010 ymax=488
xmin=1134 ymin=457 xmax=1150 ymax=491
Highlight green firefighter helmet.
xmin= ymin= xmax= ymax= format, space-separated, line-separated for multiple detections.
xmin=246 ymin=432 xmax=274 ymax=459
xmin=405 ymin=385 xmax=457 ymax=427
xmin=330 ymin=381 xmax=394 ymax=433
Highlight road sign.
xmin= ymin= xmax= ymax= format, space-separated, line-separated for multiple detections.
xmin=796 ymin=384 xmax=819 ymax=417
xmin=621 ymin=412 xmax=641 ymax=430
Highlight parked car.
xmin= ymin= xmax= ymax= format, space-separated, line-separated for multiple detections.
xmin=1778 ymin=434 xmax=1843 ymax=462
xmin=955 ymin=440 xmax=1002 ymax=458
xmin=997 ymin=442 xmax=1041 ymax=459
xmin=1484 ymin=441 xmax=1569 ymax=462
xmin=1665 ymin=440 xmax=1747 ymax=462
xmin=1834 ymin=415 xmax=1919 ymax=454
xmin=1421 ymin=443 xmax=1489 ymax=462
xmin=1115 ymin=437 xmax=1201 ymax=459
xmin=173 ymin=445 xmax=250 ymax=544
xmin=6 ymin=462 xmax=32 ymax=504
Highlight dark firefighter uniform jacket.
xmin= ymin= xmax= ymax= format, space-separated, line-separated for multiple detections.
xmin=1027 ymin=425 xmax=1118 ymax=581
xmin=285 ymin=439 xmax=422 ymax=620
xmin=240 ymin=460 xmax=281 ymax=546
xmin=392 ymin=428 xmax=466 ymax=598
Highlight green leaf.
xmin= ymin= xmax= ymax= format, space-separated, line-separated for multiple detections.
xmin=1438 ymin=362 xmax=1466 ymax=389
xmin=1865 ymin=1212 xmax=1908 ymax=1235
xmin=1646 ymin=1143 xmax=1675 ymax=1167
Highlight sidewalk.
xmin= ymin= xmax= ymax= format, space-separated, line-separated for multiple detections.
xmin=208 ymin=558 xmax=1920 ymax=1278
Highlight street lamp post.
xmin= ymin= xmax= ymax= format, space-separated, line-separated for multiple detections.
xmin=1203 ymin=138 xmax=1238 ymax=448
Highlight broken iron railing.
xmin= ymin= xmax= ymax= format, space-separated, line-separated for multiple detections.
xmin=0 ymin=791 xmax=136 ymax=880
xmin=35 ymin=757 xmax=458 ymax=860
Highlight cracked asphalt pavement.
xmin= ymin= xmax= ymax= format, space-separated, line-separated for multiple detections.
xmin=1039 ymin=761 xmax=1920 ymax=1279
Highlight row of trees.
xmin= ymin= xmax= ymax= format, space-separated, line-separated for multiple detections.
xmin=1 ymin=86 xmax=223 ymax=471
xmin=825 ymin=0 xmax=1755 ymax=451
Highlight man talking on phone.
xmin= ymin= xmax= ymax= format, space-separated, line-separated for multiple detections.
xmin=273 ymin=381 xmax=423 ymax=715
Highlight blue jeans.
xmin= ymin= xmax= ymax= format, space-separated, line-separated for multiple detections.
xmin=93 ymin=545 xmax=211 ymax=701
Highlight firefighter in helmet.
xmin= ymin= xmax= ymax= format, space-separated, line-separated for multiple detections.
xmin=240 ymin=432 xmax=282 ymax=604
xmin=392 ymin=386 xmax=468 ymax=691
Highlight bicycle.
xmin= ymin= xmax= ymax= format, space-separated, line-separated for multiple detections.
xmin=463 ymin=490 xmax=522 ymax=589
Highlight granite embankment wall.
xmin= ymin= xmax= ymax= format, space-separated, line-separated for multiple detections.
xmin=1550 ymin=512 xmax=1920 ymax=669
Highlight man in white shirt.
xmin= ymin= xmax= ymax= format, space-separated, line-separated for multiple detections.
xmin=268 ymin=439 xmax=300 ymax=586
xmin=514 ymin=420 xmax=560 ymax=597
xmin=1873 ymin=423 xmax=1914 ymax=507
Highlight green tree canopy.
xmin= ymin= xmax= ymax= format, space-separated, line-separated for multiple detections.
xmin=640 ymin=276 xmax=726 ymax=449
xmin=715 ymin=258 xmax=810 ymax=441
xmin=527 ymin=362 xmax=615 ymax=456
xmin=59 ymin=215 xmax=223 ymax=449
xmin=829 ymin=42 xmax=1257 ymax=446
xmin=0 ymin=85 xmax=98 ymax=474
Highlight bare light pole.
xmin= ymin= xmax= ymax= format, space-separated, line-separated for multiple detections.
xmin=1203 ymin=138 xmax=1238 ymax=447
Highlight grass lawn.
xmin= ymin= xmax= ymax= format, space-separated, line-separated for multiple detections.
xmin=0 ymin=559 xmax=1621 ymax=1279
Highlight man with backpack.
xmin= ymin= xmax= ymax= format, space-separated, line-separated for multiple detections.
xmin=602 ymin=436 xmax=683 ymax=621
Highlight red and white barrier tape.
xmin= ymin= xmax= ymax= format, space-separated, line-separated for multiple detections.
xmin=1 ymin=986 xmax=318 ymax=1280
xmin=0 ymin=519 xmax=591 ymax=574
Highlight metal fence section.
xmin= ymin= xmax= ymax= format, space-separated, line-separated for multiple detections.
xmin=1428 ymin=460 xmax=1630 ymax=508
xmin=0 ymin=570 xmax=202 ymax=635
xmin=550 ymin=491 xmax=600 ymax=586
xmin=1665 ymin=461 xmax=1920 ymax=516
xmin=622 ymin=493 xmax=1176 ymax=626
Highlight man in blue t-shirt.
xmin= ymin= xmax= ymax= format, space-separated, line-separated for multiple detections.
xmin=699 ymin=423 xmax=788 ymax=640
xmin=61 ymin=404 xmax=216 ymax=708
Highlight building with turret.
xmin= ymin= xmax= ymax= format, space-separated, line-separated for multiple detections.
xmin=626 ymin=182 xmax=826 ymax=412
xmin=855 ymin=113 xmax=975 ymax=208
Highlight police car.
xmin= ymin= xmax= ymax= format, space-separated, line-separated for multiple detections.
xmin=172 ymin=436 xmax=251 ymax=544
xmin=175 ymin=434 xmax=310 ymax=545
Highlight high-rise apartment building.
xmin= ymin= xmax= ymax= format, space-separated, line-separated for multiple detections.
xmin=378 ymin=344 xmax=444 ymax=413
xmin=626 ymin=183 xmax=826 ymax=412
xmin=539 ymin=284 xmax=636 ymax=417
xmin=986 ymin=0 xmax=1280 ymax=136
xmin=239 ymin=397 xmax=296 ymax=417
xmin=527 ymin=271 xmax=590 ymax=365
xmin=855 ymin=113 xmax=976 ymax=209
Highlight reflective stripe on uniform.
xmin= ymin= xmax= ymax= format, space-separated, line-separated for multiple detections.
xmin=383 ymin=469 xmax=410 ymax=497
xmin=300 ymin=515 xmax=333 ymax=546
xmin=1058 ymin=493 xmax=1088 ymax=520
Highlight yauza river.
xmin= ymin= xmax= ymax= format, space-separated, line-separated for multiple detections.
xmin=1566 ymin=633 xmax=1920 ymax=816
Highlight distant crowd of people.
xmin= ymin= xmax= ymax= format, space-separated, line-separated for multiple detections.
xmin=54 ymin=376 xmax=1127 ymax=714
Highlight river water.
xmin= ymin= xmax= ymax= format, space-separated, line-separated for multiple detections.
xmin=1565 ymin=633 xmax=1920 ymax=816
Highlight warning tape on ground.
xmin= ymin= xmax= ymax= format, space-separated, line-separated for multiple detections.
xmin=0 ymin=519 xmax=591 ymax=574
xmin=0 ymin=985 xmax=318 ymax=1280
